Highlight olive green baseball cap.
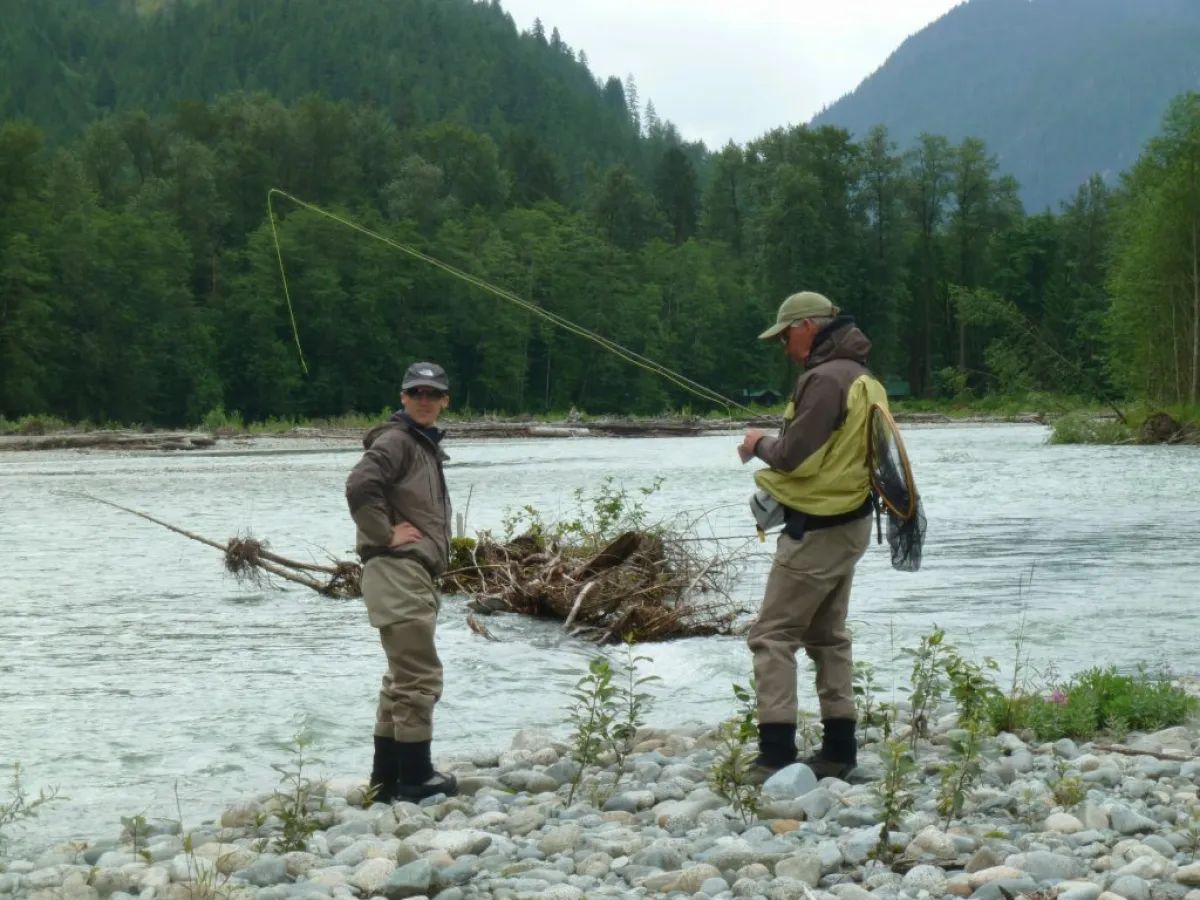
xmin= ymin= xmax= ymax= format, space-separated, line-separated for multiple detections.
xmin=757 ymin=291 xmax=838 ymax=340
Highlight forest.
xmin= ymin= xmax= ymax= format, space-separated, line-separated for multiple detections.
xmin=1 ymin=0 xmax=1198 ymax=425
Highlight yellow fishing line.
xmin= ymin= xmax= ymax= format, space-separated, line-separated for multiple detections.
xmin=266 ymin=188 xmax=750 ymax=413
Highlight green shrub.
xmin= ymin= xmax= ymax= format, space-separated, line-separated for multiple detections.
xmin=1049 ymin=412 xmax=1131 ymax=444
xmin=988 ymin=666 xmax=1197 ymax=740
xmin=0 ymin=414 xmax=72 ymax=436
xmin=200 ymin=405 xmax=245 ymax=434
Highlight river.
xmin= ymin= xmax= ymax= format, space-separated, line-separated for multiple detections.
xmin=1 ymin=424 xmax=1197 ymax=855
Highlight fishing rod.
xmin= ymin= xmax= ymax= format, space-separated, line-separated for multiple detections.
xmin=266 ymin=189 xmax=753 ymax=415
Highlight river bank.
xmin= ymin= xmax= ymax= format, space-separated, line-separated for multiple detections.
xmin=0 ymin=412 xmax=1048 ymax=453
xmin=3 ymin=708 xmax=1198 ymax=900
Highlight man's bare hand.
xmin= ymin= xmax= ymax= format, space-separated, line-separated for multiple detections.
xmin=738 ymin=429 xmax=766 ymax=463
xmin=389 ymin=522 xmax=423 ymax=547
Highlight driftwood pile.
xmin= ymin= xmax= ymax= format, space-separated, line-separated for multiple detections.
xmin=77 ymin=494 xmax=747 ymax=641
xmin=444 ymin=529 xmax=744 ymax=643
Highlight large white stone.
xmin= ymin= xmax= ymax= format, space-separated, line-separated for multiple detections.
xmin=539 ymin=823 xmax=583 ymax=855
xmin=348 ymin=857 xmax=396 ymax=895
xmin=672 ymin=863 xmax=723 ymax=894
xmin=775 ymin=851 xmax=822 ymax=886
xmin=762 ymin=763 xmax=819 ymax=799
xmin=902 ymin=864 xmax=948 ymax=895
xmin=1046 ymin=812 xmax=1085 ymax=833
xmin=905 ymin=825 xmax=956 ymax=859
xmin=968 ymin=866 xmax=1026 ymax=889
xmin=403 ymin=827 xmax=492 ymax=857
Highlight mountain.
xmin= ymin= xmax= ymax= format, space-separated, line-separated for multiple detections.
xmin=0 ymin=0 xmax=643 ymax=191
xmin=811 ymin=0 xmax=1200 ymax=210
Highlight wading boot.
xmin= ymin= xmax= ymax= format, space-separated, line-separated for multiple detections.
xmin=801 ymin=717 xmax=858 ymax=780
xmin=751 ymin=722 xmax=798 ymax=783
xmin=395 ymin=740 xmax=458 ymax=800
xmin=367 ymin=735 xmax=400 ymax=804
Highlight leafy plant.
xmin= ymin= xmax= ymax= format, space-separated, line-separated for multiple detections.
xmin=559 ymin=476 xmax=665 ymax=549
xmin=173 ymin=783 xmax=230 ymax=900
xmin=936 ymin=725 xmax=985 ymax=828
xmin=1016 ymin=785 xmax=1049 ymax=826
xmin=1184 ymin=804 xmax=1200 ymax=860
xmin=1049 ymin=411 xmax=1131 ymax=445
xmin=500 ymin=477 xmax=665 ymax=553
xmin=873 ymin=736 xmax=916 ymax=863
xmin=944 ymin=650 xmax=1001 ymax=729
xmin=120 ymin=813 xmax=154 ymax=863
xmin=565 ymin=657 xmax=618 ymax=805
xmin=564 ymin=642 xmax=660 ymax=806
xmin=0 ymin=763 xmax=60 ymax=851
xmin=853 ymin=660 xmax=884 ymax=727
xmin=200 ymin=405 xmax=245 ymax=434
xmin=985 ymin=579 xmax=1050 ymax=734
xmin=989 ymin=666 xmax=1197 ymax=741
xmin=500 ymin=503 xmax=552 ymax=546
xmin=904 ymin=626 xmax=952 ymax=747
xmin=448 ymin=536 xmax=478 ymax=571
xmin=708 ymin=682 xmax=761 ymax=825
xmin=795 ymin=710 xmax=822 ymax=754
xmin=610 ymin=638 xmax=660 ymax=783
xmin=267 ymin=727 xmax=327 ymax=853
xmin=1048 ymin=759 xmax=1085 ymax=808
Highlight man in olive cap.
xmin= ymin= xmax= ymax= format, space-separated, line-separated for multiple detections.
xmin=738 ymin=292 xmax=888 ymax=780
xmin=346 ymin=361 xmax=457 ymax=801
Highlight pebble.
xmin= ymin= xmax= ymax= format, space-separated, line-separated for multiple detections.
xmin=3 ymin=716 xmax=1198 ymax=900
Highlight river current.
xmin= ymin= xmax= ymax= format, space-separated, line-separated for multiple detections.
xmin=1 ymin=424 xmax=1197 ymax=854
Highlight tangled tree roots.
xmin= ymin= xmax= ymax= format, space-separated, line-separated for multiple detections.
xmin=221 ymin=536 xmax=362 ymax=599
xmin=224 ymin=537 xmax=265 ymax=579
xmin=324 ymin=561 xmax=363 ymax=598
xmin=444 ymin=529 xmax=745 ymax=642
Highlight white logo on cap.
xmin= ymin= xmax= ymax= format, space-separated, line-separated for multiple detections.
xmin=419 ymin=367 xmax=434 ymax=376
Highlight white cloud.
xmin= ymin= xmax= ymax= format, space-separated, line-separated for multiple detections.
xmin=498 ymin=0 xmax=963 ymax=146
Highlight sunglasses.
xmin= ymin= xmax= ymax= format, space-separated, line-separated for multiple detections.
xmin=405 ymin=387 xmax=446 ymax=400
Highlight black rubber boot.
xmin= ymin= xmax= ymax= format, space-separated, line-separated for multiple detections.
xmin=753 ymin=722 xmax=798 ymax=773
xmin=802 ymin=717 xmax=858 ymax=780
xmin=394 ymin=740 xmax=458 ymax=800
xmin=368 ymin=736 xmax=399 ymax=804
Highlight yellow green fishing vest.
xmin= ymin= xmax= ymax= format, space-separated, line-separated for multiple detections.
xmin=754 ymin=373 xmax=889 ymax=516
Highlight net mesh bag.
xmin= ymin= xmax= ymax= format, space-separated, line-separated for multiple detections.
xmin=867 ymin=403 xmax=926 ymax=572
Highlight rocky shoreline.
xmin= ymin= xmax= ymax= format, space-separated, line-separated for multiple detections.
xmin=3 ymin=710 xmax=1197 ymax=900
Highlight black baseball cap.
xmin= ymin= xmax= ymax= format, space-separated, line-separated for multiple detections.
xmin=401 ymin=361 xmax=449 ymax=392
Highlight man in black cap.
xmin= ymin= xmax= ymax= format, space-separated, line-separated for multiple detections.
xmin=346 ymin=361 xmax=457 ymax=801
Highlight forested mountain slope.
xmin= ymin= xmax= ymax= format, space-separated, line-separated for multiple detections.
xmin=812 ymin=0 xmax=1200 ymax=209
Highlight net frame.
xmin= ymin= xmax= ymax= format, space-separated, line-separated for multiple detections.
xmin=866 ymin=402 xmax=919 ymax=520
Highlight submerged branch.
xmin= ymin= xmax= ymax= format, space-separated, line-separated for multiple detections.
xmin=72 ymin=493 xmax=362 ymax=599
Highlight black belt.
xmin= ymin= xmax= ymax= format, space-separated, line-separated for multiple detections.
xmin=783 ymin=496 xmax=873 ymax=540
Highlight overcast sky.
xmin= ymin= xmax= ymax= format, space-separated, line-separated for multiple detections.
xmin=499 ymin=0 xmax=965 ymax=147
